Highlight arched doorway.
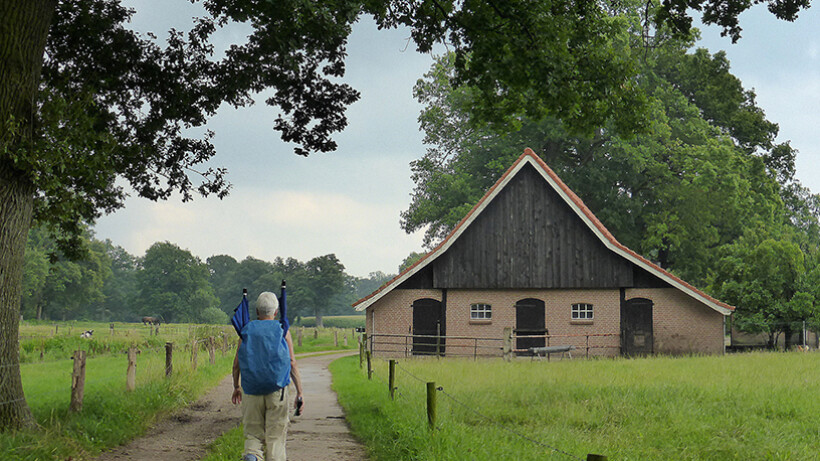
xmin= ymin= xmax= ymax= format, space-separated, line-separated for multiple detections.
xmin=621 ymin=297 xmax=654 ymax=355
xmin=515 ymin=298 xmax=546 ymax=355
xmin=412 ymin=298 xmax=445 ymax=356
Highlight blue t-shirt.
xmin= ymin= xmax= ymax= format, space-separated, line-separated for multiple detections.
xmin=238 ymin=320 xmax=291 ymax=395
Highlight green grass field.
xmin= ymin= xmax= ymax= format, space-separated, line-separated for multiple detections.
xmin=330 ymin=352 xmax=820 ymax=460
xmin=296 ymin=315 xmax=365 ymax=329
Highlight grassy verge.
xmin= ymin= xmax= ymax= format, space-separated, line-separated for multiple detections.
xmin=1 ymin=347 xmax=233 ymax=460
xmin=330 ymin=352 xmax=820 ymax=460
xmin=202 ymin=426 xmax=244 ymax=461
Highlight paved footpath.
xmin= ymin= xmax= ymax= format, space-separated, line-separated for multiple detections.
xmin=286 ymin=351 xmax=368 ymax=461
xmin=94 ymin=350 xmax=367 ymax=461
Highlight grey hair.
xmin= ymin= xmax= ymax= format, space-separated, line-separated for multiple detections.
xmin=256 ymin=292 xmax=279 ymax=317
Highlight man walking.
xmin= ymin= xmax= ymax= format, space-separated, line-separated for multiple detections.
xmin=232 ymin=292 xmax=303 ymax=461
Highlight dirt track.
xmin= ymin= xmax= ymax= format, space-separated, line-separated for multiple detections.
xmin=94 ymin=351 xmax=367 ymax=461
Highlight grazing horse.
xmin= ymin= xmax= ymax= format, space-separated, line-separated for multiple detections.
xmin=142 ymin=316 xmax=162 ymax=326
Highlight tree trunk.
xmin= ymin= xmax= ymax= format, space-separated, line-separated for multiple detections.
xmin=315 ymin=311 xmax=324 ymax=329
xmin=784 ymin=324 xmax=793 ymax=350
xmin=0 ymin=0 xmax=56 ymax=431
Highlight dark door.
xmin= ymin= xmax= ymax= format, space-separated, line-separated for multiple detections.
xmin=621 ymin=298 xmax=654 ymax=355
xmin=515 ymin=298 xmax=546 ymax=355
xmin=412 ymin=298 xmax=445 ymax=356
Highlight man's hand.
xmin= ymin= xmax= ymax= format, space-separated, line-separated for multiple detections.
xmin=294 ymin=394 xmax=304 ymax=415
xmin=232 ymin=387 xmax=242 ymax=405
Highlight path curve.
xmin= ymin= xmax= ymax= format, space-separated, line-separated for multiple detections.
xmin=93 ymin=351 xmax=367 ymax=461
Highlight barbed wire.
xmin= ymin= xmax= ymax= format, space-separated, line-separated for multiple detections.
xmin=392 ymin=362 xmax=584 ymax=461
xmin=0 ymin=341 xmax=234 ymax=408
xmin=395 ymin=363 xmax=428 ymax=384
xmin=436 ymin=386 xmax=584 ymax=461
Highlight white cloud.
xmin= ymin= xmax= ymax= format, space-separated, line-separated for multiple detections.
xmin=94 ymin=187 xmax=425 ymax=277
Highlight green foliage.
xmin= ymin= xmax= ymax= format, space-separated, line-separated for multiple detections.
xmin=138 ymin=242 xmax=218 ymax=323
xmin=709 ymin=233 xmax=819 ymax=345
xmin=200 ymin=307 xmax=229 ymax=325
xmin=21 ymin=227 xmax=112 ymax=321
xmin=398 ymin=252 xmax=425 ymax=273
xmin=333 ymin=353 xmax=820 ymax=460
xmin=402 ymin=22 xmax=818 ymax=290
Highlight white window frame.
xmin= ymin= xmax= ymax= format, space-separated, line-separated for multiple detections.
xmin=470 ymin=303 xmax=492 ymax=320
xmin=571 ymin=303 xmax=594 ymax=320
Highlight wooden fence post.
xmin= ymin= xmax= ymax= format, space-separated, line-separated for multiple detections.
xmin=313 ymin=328 xmax=318 ymax=339
xmin=388 ymin=359 xmax=396 ymax=400
xmin=502 ymin=327 xmax=512 ymax=362
xmin=70 ymin=350 xmax=86 ymax=412
xmin=334 ymin=330 xmax=338 ymax=347
xmin=366 ymin=351 xmax=372 ymax=380
xmin=126 ymin=347 xmax=137 ymax=392
xmin=587 ymin=455 xmax=607 ymax=461
xmin=427 ymin=382 xmax=436 ymax=430
xmin=54 ymin=324 xmax=58 ymax=335
xmin=297 ymin=328 xmax=303 ymax=347
xmin=110 ymin=323 xmax=114 ymax=336
xmin=209 ymin=337 xmax=216 ymax=365
xmin=40 ymin=340 xmax=44 ymax=361
xmin=166 ymin=342 xmax=173 ymax=378
xmin=221 ymin=333 xmax=227 ymax=356
xmin=343 ymin=334 xmax=348 ymax=347
xmin=191 ymin=339 xmax=198 ymax=372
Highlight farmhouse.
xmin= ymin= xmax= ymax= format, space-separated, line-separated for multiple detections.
xmin=355 ymin=149 xmax=734 ymax=357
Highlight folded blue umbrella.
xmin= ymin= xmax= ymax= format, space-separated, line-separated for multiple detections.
xmin=279 ymin=280 xmax=289 ymax=334
xmin=231 ymin=282 xmax=289 ymax=337
xmin=231 ymin=289 xmax=250 ymax=337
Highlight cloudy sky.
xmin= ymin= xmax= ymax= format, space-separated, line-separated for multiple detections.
xmin=94 ymin=2 xmax=820 ymax=278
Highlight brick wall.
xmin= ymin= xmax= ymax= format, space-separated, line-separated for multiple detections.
xmin=366 ymin=287 xmax=727 ymax=357
xmin=625 ymin=288 xmax=724 ymax=355
xmin=445 ymin=289 xmax=621 ymax=357
xmin=366 ymin=289 xmax=441 ymax=356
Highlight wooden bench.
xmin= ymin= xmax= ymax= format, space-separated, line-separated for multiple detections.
xmin=529 ymin=345 xmax=576 ymax=360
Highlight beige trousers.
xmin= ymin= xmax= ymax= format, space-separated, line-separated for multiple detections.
xmin=241 ymin=386 xmax=289 ymax=461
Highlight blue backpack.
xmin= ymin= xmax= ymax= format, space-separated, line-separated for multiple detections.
xmin=238 ymin=320 xmax=291 ymax=395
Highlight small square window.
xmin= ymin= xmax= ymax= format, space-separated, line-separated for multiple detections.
xmin=571 ymin=303 xmax=593 ymax=320
xmin=470 ymin=303 xmax=492 ymax=320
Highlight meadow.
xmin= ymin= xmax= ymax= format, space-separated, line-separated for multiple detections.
xmin=330 ymin=352 xmax=820 ymax=460
xmin=3 ymin=320 xmax=358 ymax=460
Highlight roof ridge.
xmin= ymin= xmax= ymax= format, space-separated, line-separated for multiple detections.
xmin=354 ymin=148 xmax=734 ymax=314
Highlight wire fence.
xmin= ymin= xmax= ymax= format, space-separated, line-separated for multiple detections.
xmin=0 ymin=334 xmax=238 ymax=410
xmin=369 ymin=332 xmax=620 ymax=360
xmin=373 ymin=358 xmax=594 ymax=461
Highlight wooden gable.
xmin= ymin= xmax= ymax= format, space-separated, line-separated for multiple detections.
xmin=357 ymin=149 xmax=731 ymax=315
xmin=424 ymin=163 xmax=633 ymax=289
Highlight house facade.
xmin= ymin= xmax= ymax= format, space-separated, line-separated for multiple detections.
xmin=355 ymin=149 xmax=733 ymax=357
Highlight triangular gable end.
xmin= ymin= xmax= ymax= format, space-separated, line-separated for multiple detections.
xmin=354 ymin=149 xmax=734 ymax=315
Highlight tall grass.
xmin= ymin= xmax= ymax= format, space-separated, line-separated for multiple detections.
xmin=331 ymin=352 xmax=820 ymax=460
xmin=18 ymin=321 xmax=232 ymax=363
xmin=2 ymin=335 xmax=234 ymax=460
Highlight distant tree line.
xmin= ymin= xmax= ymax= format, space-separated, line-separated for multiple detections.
xmin=20 ymin=225 xmax=394 ymax=326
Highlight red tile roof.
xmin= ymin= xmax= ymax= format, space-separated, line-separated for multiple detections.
xmin=354 ymin=149 xmax=734 ymax=314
